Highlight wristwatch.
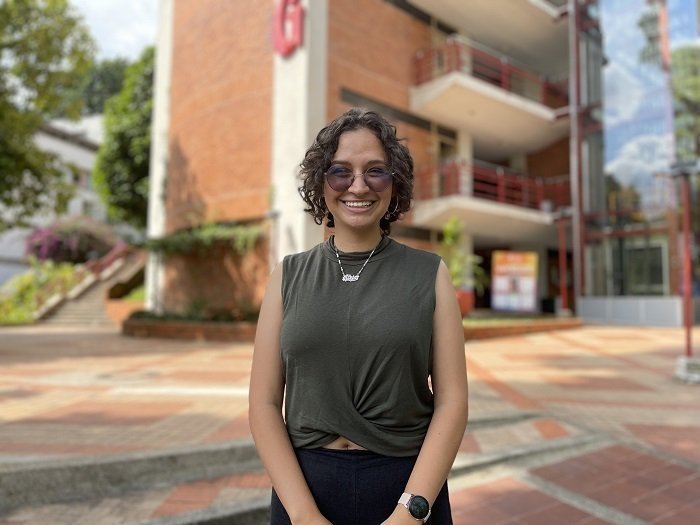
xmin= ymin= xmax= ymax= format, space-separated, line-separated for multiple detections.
xmin=398 ymin=492 xmax=431 ymax=522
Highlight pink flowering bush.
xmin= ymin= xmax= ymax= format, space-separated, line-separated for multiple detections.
xmin=25 ymin=216 xmax=117 ymax=263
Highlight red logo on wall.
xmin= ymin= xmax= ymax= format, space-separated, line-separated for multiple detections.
xmin=273 ymin=0 xmax=304 ymax=58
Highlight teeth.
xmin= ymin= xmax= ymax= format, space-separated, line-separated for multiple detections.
xmin=344 ymin=201 xmax=372 ymax=208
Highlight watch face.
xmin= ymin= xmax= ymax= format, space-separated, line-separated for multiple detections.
xmin=408 ymin=495 xmax=430 ymax=520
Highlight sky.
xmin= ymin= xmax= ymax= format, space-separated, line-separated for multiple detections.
xmin=70 ymin=0 xmax=159 ymax=61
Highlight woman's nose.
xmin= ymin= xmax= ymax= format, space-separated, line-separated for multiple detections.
xmin=348 ymin=173 xmax=370 ymax=192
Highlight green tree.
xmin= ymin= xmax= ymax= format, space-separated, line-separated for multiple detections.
xmin=671 ymin=45 xmax=700 ymax=162
xmin=93 ymin=46 xmax=154 ymax=229
xmin=0 ymin=0 xmax=95 ymax=231
xmin=56 ymin=57 xmax=129 ymax=116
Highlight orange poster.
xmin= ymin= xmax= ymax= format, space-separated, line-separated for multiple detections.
xmin=491 ymin=251 xmax=538 ymax=312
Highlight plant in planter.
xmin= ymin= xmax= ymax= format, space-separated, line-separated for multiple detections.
xmin=439 ymin=217 xmax=488 ymax=317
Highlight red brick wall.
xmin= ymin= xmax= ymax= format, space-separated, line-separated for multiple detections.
xmin=167 ymin=0 xmax=273 ymax=233
xmin=163 ymin=237 xmax=270 ymax=318
xmin=527 ymin=137 xmax=569 ymax=179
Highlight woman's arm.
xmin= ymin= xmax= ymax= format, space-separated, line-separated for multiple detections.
xmin=383 ymin=260 xmax=469 ymax=524
xmin=248 ymin=263 xmax=331 ymax=524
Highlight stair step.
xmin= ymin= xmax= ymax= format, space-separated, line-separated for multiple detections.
xmin=39 ymin=255 xmax=144 ymax=327
xmin=0 ymin=415 xmax=605 ymax=524
xmin=0 ymin=440 xmax=260 ymax=514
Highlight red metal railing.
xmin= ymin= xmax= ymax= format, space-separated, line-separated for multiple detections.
xmin=415 ymin=160 xmax=571 ymax=211
xmin=85 ymin=240 xmax=130 ymax=276
xmin=414 ymin=39 xmax=569 ymax=109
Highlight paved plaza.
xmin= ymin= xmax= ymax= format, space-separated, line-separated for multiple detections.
xmin=0 ymin=324 xmax=698 ymax=524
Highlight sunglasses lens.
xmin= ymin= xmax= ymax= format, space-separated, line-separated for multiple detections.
xmin=365 ymin=168 xmax=393 ymax=191
xmin=324 ymin=166 xmax=393 ymax=192
xmin=325 ymin=168 xmax=352 ymax=192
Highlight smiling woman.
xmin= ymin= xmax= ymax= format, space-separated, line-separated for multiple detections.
xmin=249 ymin=108 xmax=469 ymax=524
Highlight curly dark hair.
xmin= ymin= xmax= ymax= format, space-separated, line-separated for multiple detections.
xmin=298 ymin=108 xmax=414 ymax=235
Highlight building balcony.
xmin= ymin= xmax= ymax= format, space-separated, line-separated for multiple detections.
xmin=408 ymin=0 xmax=569 ymax=77
xmin=416 ymin=160 xmax=571 ymax=210
xmin=411 ymin=38 xmax=570 ymax=160
xmin=412 ymin=160 xmax=570 ymax=246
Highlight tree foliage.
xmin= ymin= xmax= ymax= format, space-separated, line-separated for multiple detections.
xmin=671 ymin=45 xmax=700 ymax=162
xmin=56 ymin=57 xmax=128 ymax=116
xmin=93 ymin=46 xmax=154 ymax=229
xmin=0 ymin=0 xmax=95 ymax=231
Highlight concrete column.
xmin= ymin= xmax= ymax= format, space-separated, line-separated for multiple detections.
xmin=456 ymin=130 xmax=473 ymax=196
xmin=145 ymin=0 xmax=173 ymax=313
xmin=271 ymin=0 xmax=328 ymax=262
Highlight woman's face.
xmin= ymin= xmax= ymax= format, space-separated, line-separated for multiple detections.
xmin=324 ymin=128 xmax=393 ymax=236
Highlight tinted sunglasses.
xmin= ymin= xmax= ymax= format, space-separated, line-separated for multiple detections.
xmin=324 ymin=165 xmax=395 ymax=192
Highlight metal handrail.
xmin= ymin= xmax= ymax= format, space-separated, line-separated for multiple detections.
xmin=415 ymin=160 xmax=571 ymax=211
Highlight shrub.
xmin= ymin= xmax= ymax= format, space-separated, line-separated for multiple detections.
xmin=0 ymin=258 xmax=83 ymax=325
xmin=25 ymin=216 xmax=117 ymax=263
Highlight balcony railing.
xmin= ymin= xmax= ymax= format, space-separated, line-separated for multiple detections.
xmin=415 ymin=160 xmax=571 ymax=212
xmin=414 ymin=38 xmax=569 ymax=109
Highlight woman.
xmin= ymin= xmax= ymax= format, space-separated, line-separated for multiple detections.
xmin=249 ymin=108 xmax=468 ymax=524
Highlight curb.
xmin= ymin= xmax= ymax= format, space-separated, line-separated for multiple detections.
xmin=450 ymin=432 xmax=605 ymax=478
xmin=466 ymin=410 xmax=542 ymax=429
xmin=0 ymin=440 xmax=260 ymax=513
xmin=138 ymin=497 xmax=270 ymax=525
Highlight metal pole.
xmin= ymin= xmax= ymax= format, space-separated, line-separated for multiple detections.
xmin=680 ymin=172 xmax=693 ymax=358
xmin=558 ymin=218 xmax=570 ymax=313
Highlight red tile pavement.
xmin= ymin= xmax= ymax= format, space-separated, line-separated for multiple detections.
xmin=467 ymin=358 xmax=541 ymax=410
xmin=1 ymin=324 xmax=699 ymax=524
xmin=458 ymin=433 xmax=481 ymax=453
xmin=533 ymin=418 xmax=570 ymax=439
xmin=22 ymin=400 xmax=190 ymax=425
xmin=532 ymin=445 xmax=699 ymax=522
xmin=204 ymin=414 xmax=252 ymax=442
xmin=450 ymin=478 xmax=600 ymax=525
xmin=540 ymin=374 xmax=652 ymax=391
xmin=626 ymin=424 xmax=700 ymax=464
xmin=150 ymin=471 xmax=271 ymax=518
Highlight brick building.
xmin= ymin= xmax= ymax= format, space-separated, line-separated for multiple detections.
xmin=145 ymin=0 xmax=699 ymax=326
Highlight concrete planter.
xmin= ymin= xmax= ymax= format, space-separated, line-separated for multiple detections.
xmin=122 ymin=318 xmax=257 ymax=342
xmin=463 ymin=317 xmax=583 ymax=340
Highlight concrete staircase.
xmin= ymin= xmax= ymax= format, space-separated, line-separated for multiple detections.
xmin=40 ymin=253 xmax=144 ymax=327
xmin=41 ymin=278 xmax=116 ymax=326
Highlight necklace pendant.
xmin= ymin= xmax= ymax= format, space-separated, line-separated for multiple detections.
xmin=342 ymin=274 xmax=359 ymax=282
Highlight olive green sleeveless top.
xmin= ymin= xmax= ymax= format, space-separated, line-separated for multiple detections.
xmin=281 ymin=235 xmax=441 ymax=457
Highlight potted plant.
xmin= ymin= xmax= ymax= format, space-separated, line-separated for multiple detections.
xmin=439 ymin=217 xmax=488 ymax=317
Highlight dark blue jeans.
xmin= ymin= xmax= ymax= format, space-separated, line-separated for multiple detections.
xmin=270 ymin=448 xmax=452 ymax=525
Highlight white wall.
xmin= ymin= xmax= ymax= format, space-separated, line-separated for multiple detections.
xmin=578 ymin=296 xmax=684 ymax=326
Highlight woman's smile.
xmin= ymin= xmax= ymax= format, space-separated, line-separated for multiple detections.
xmin=341 ymin=199 xmax=376 ymax=210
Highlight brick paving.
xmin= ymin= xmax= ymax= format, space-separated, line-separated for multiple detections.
xmin=0 ymin=324 xmax=698 ymax=524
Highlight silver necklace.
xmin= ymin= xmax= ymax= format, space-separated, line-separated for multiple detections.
xmin=333 ymin=239 xmax=380 ymax=282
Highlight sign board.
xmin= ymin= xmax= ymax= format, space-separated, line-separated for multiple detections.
xmin=273 ymin=0 xmax=304 ymax=58
xmin=491 ymin=251 xmax=538 ymax=312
